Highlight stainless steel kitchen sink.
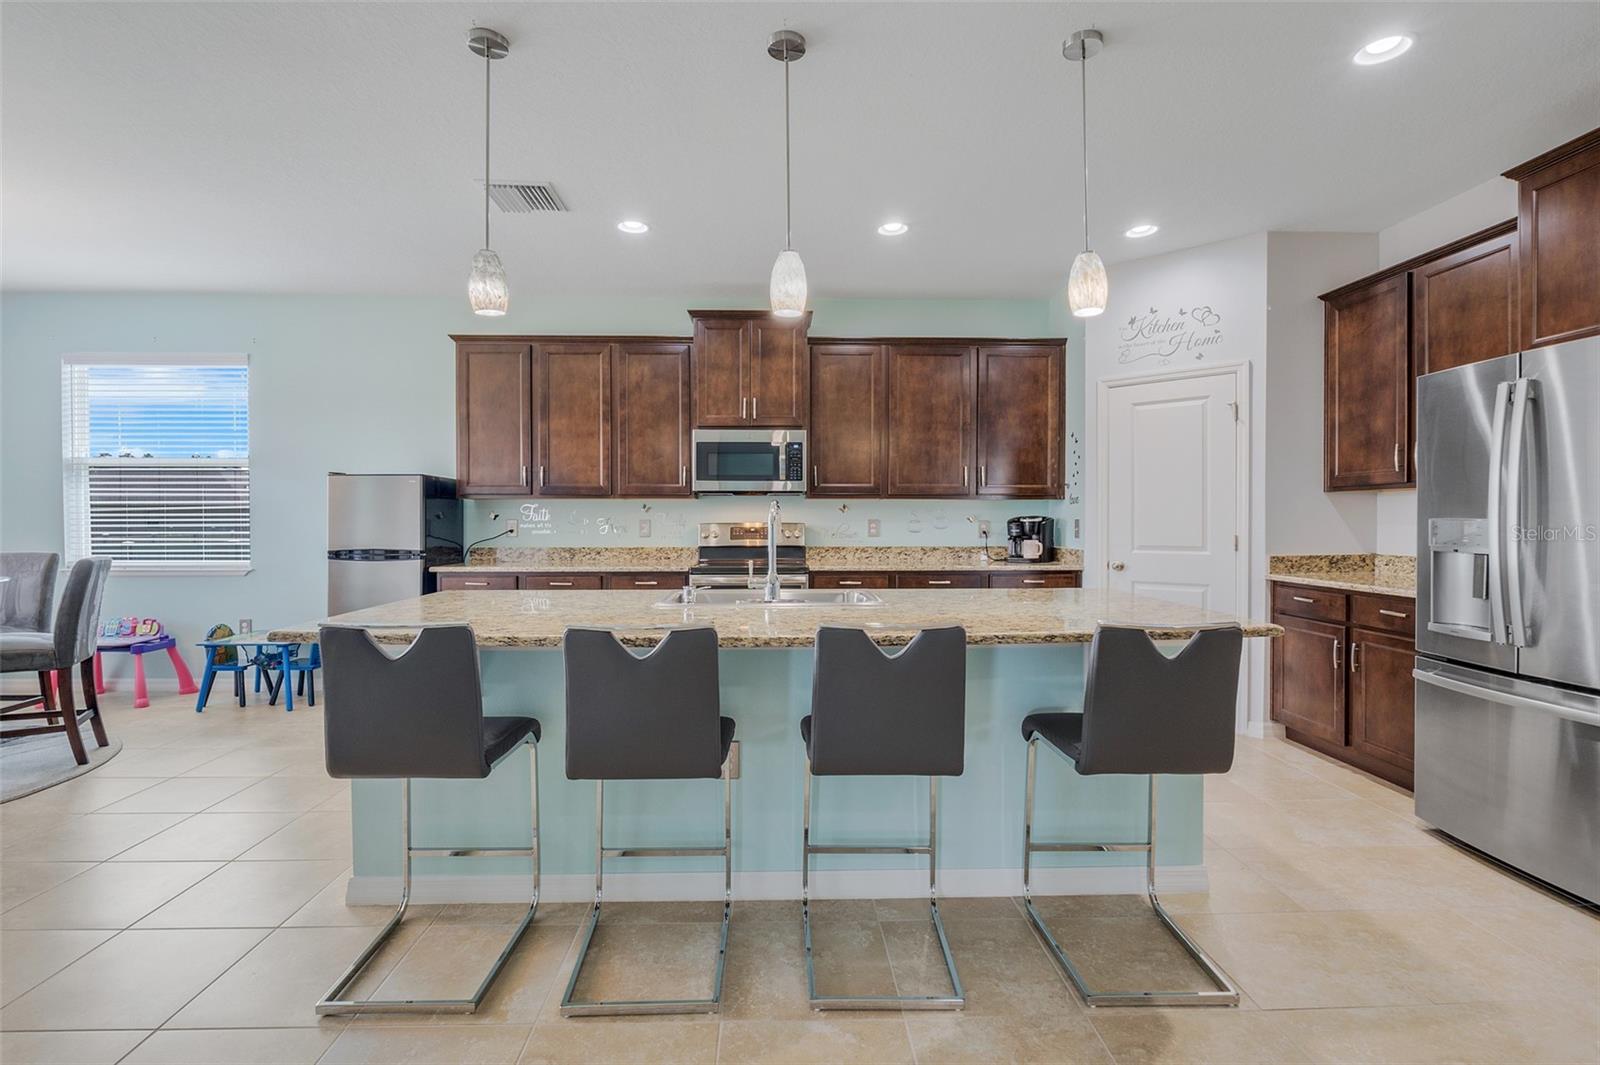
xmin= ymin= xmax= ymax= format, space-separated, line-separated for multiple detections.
xmin=654 ymin=588 xmax=886 ymax=607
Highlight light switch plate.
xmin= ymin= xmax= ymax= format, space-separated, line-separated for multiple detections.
xmin=1074 ymin=518 xmax=1081 ymax=539
xmin=639 ymin=518 xmax=652 ymax=538
xmin=867 ymin=519 xmax=881 ymax=538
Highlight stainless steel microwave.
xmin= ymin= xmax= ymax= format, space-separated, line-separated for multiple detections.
xmin=692 ymin=429 xmax=807 ymax=494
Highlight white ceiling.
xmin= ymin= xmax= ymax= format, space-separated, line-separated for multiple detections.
xmin=3 ymin=2 xmax=1597 ymax=300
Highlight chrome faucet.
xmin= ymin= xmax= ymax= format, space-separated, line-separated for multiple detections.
xmin=764 ymin=499 xmax=782 ymax=603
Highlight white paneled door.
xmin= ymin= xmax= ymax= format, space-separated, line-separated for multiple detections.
xmin=1101 ymin=365 xmax=1245 ymax=614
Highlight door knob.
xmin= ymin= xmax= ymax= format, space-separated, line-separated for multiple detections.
xmin=1110 ymin=561 xmax=1126 ymax=571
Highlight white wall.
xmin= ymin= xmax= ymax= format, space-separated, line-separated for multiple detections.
xmin=1264 ymin=232 xmax=1380 ymax=554
xmin=1082 ymin=232 xmax=1270 ymax=730
xmin=1373 ymin=175 xmax=1520 ymax=553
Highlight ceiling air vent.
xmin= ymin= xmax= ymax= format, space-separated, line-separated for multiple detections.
xmin=487 ymin=183 xmax=567 ymax=213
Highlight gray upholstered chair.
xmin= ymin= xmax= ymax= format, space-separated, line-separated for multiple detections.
xmin=800 ymin=625 xmax=967 ymax=1010
xmin=0 ymin=557 xmax=111 ymax=765
xmin=0 ymin=552 xmax=60 ymax=632
xmin=559 ymin=626 xmax=736 ymax=1017
xmin=314 ymin=624 xmax=541 ymax=1016
xmin=1020 ymin=622 xmax=1244 ymax=1008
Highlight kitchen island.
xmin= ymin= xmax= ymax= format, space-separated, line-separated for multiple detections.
xmin=270 ymin=588 xmax=1279 ymax=904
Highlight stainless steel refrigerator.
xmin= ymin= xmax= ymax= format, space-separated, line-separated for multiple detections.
xmin=1415 ymin=336 xmax=1599 ymax=902
xmin=327 ymin=474 xmax=463 ymax=615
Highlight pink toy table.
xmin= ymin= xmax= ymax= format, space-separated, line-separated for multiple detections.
xmin=94 ymin=632 xmax=199 ymax=709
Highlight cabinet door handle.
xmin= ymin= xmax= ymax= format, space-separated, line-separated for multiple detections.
xmin=1350 ymin=642 xmax=1361 ymax=672
xmin=1292 ymin=595 xmax=1315 ymax=603
xmin=1394 ymin=443 xmax=1401 ymax=472
xmin=464 ymin=581 xmax=490 ymax=588
xmin=752 ymin=395 xmax=758 ymax=419
xmin=980 ymin=465 xmax=987 ymax=488
xmin=520 ymin=464 xmax=528 ymax=486
xmin=538 ymin=465 xmax=546 ymax=488
xmin=813 ymin=464 xmax=819 ymax=487
xmin=549 ymin=581 xmax=573 ymax=587
xmin=928 ymin=579 xmax=953 ymax=586
xmin=1378 ymin=608 xmax=1408 ymax=618
xmin=680 ymin=464 xmax=687 ymax=487
xmin=741 ymin=396 xmax=747 ymax=419
xmin=963 ymin=466 xmax=969 ymax=488
xmin=1023 ymin=578 xmax=1046 ymax=585
xmin=634 ymin=580 xmax=658 ymax=586
xmin=838 ymin=580 xmax=862 ymax=586
xmin=1333 ymin=639 xmax=1341 ymax=670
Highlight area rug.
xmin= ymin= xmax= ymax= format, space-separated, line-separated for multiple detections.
xmin=0 ymin=728 xmax=122 ymax=802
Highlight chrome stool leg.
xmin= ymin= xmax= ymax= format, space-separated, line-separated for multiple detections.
xmin=559 ymin=747 xmax=735 ymax=1017
xmin=802 ymin=762 xmax=965 ymax=1010
xmin=317 ymin=737 xmax=541 ymax=1015
xmin=1021 ymin=738 xmax=1239 ymax=1007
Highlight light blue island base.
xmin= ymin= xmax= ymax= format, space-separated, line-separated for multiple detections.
xmin=344 ymin=644 xmax=1206 ymax=905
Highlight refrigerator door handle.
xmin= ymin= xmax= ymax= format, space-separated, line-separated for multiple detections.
xmin=1414 ymin=667 xmax=1600 ymax=729
xmin=1484 ymin=380 xmax=1512 ymax=644
xmin=1504 ymin=378 xmax=1534 ymax=647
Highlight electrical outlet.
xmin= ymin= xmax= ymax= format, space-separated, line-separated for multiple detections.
xmin=505 ymin=518 xmax=518 ymax=537
xmin=1074 ymin=518 xmax=1081 ymax=540
xmin=867 ymin=519 xmax=881 ymax=538
xmin=638 ymin=518 xmax=652 ymax=538
xmin=977 ymin=520 xmax=990 ymax=537
xmin=239 ymin=618 xmax=253 ymax=634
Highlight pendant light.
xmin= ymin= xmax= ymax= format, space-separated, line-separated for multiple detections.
xmin=768 ymin=30 xmax=808 ymax=318
xmin=1064 ymin=29 xmax=1107 ymax=318
xmin=467 ymin=28 xmax=510 ymax=316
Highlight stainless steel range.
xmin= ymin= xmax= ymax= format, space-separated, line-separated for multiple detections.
xmin=688 ymin=521 xmax=808 ymax=590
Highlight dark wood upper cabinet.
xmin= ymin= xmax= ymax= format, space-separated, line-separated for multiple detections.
xmin=455 ymin=341 xmax=532 ymax=496
xmin=885 ymin=343 xmax=974 ymax=498
xmin=689 ymin=311 xmax=809 ymax=428
xmin=748 ymin=317 xmax=810 ymax=426
xmin=1412 ymin=223 xmax=1519 ymax=375
xmin=1505 ymin=127 xmax=1600 ymax=350
xmin=533 ymin=341 xmax=612 ymax=496
xmin=1323 ymin=273 xmax=1411 ymax=490
xmin=976 ymin=344 xmax=1064 ymax=498
xmin=613 ymin=341 xmax=692 ymax=497
xmin=808 ymin=343 xmax=885 ymax=496
xmin=690 ymin=316 xmax=747 ymax=426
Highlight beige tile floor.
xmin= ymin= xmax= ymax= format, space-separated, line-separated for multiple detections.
xmin=1 ymin=690 xmax=1596 ymax=1064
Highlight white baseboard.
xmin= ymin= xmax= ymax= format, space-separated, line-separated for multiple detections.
xmin=345 ymin=864 xmax=1209 ymax=906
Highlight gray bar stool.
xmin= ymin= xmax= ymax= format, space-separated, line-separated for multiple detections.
xmin=560 ymin=626 xmax=736 ymax=1017
xmin=314 ymin=624 xmax=541 ymax=1016
xmin=0 ymin=557 xmax=111 ymax=765
xmin=801 ymin=625 xmax=967 ymax=1010
xmin=1021 ymin=621 xmax=1243 ymax=1008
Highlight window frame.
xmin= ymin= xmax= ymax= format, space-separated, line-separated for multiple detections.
xmin=60 ymin=352 xmax=253 ymax=577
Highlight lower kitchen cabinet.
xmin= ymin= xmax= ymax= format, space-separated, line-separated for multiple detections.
xmin=809 ymin=572 xmax=892 ymax=589
xmin=986 ymin=571 xmax=1079 ymax=589
xmin=519 ymin=574 xmax=604 ymax=590
xmin=438 ymin=573 xmax=519 ymax=591
xmin=602 ymin=572 xmax=684 ymax=590
xmin=894 ymin=572 xmax=985 ymax=590
xmin=1271 ymin=582 xmax=1415 ymax=788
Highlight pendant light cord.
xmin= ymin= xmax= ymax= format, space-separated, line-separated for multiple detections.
xmin=1079 ymin=38 xmax=1090 ymax=253
xmin=783 ymin=39 xmax=793 ymax=251
xmin=484 ymin=46 xmax=492 ymax=249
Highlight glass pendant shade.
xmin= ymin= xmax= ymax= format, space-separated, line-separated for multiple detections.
xmin=468 ymin=248 xmax=508 ymax=317
xmin=769 ymin=248 xmax=808 ymax=318
xmin=1067 ymin=250 xmax=1108 ymax=317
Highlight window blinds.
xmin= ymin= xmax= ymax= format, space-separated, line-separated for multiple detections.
xmin=61 ymin=355 xmax=251 ymax=572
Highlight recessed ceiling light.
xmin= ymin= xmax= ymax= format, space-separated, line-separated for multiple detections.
xmin=616 ymin=220 xmax=649 ymax=234
xmin=1353 ymin=34 xmax=1412 ymax=65
xmin=877 ymin=221 xmax=909 ymax=236
xmin=1124 ymin=223 xmax=1159 ymax=239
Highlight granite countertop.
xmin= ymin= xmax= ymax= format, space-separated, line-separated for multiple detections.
xmin=269 ymin=587 xmax=1278 ymax=649
xmin=1268 ymin=554 xmax=1417 ymax=599
xmin=431 ymin=546 xmax=1084 ymax=575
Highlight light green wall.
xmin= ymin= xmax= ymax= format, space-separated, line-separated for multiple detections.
xmin=1 ymin=292 xmax=1081 ymax=663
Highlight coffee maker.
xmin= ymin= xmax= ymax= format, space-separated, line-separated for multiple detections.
xmin=1006 ymin=516 xmax=1055 ymax=563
